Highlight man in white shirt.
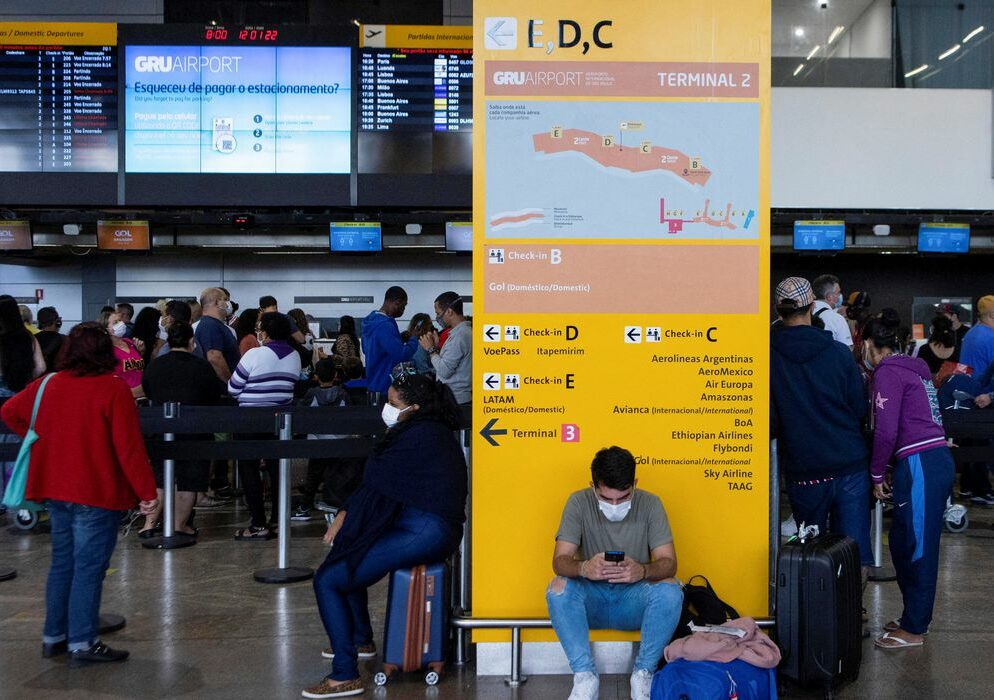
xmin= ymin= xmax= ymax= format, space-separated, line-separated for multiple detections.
xmin=811 ymin=274 xmax=853 ymax=347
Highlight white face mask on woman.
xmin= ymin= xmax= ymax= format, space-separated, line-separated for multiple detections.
xmin=381 ymin=403 xmax=412 ymax=428
xmin=111 ymin=321 xmax=127 ymax=337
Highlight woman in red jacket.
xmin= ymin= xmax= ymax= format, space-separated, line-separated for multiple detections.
xmin=1 ymin=323 xmax=158 ymax=668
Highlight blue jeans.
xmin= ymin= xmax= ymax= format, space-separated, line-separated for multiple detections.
xmin=890 ymin=448 xmax=955 ymax=635
xmin=546 ymin=577 xmax=683 ymax=674
xmin=787 ymin=470 xmax=874 ymax=566
xmin=43 ymin=500 xmax=122 ymax=651
xmin=313 ymin=506 xmax=461 ymax=681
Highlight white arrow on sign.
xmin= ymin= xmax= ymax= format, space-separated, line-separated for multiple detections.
xmin=486 ymin=19 xmax=513 ymax=47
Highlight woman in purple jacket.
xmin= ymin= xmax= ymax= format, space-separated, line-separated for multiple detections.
xmin=863 ymin=315 xmax=954 ymax=650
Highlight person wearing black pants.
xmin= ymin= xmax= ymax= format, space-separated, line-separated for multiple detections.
xmin=228 ymin=313 xmax=301 ymax=540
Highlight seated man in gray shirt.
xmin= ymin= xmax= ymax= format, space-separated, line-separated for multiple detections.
xmin=547 ymin=446 xmax=683 ymax=700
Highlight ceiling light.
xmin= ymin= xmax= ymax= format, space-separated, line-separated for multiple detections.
xmin=793 ymin=63 xmax=805 ymax=77
xmin=806 ymin=45 xmax=821 ymax=60
xmin=939 ymin=44 xmax=961 ymax=60
xmin=794 ymin=27 xmax=805 ymax=38
xmin=904 ymin=64 xmax=929 ymax=78
xmin=963 ymin=26 xmax=984 ymax=43
xmin=828 ymin=26 xmax=845 ymax=44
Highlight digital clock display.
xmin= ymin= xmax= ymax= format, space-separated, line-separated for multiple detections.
xmin=203 ymin=26 xmax=280 ymax=43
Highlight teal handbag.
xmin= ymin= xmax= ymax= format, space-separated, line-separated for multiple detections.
xmin=2 ymin=373 xmax=56 ymax=512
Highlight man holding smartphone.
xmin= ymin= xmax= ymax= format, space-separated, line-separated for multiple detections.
xmin=547 ymin=446 xmax=683 ymax=700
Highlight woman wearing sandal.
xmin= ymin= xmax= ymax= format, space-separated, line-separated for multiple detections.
xmin=863 ymin=314 xmax=955 ymax=650
xmin=302 ymin=368 xmax=467 ymax=699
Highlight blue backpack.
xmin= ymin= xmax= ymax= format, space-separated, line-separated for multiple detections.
xmin=651 ymin=659 xmax=777 ymax=700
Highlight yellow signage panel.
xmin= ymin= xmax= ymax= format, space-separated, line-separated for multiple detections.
xmin=359 ymin=24 xmax=472 ymax=49
xmin=472 ymin=0 xmax=771 ymax=643
xmin=0 ymin=22 xmax=117 ymax=46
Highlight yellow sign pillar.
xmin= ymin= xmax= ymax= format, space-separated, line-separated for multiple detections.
xmin=472 ymin=1 xmax=771 ymax=643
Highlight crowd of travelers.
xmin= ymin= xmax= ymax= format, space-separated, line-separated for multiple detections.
xmin=0 ymin=272 xmax=988 ymax=698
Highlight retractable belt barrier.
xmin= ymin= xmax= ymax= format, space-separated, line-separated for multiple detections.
xmin=0 ymin=402 xmax=471 ymax=588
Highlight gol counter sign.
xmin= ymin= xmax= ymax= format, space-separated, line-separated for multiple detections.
xmin=472 ymin=0 xmax=771 ymax=644
xmin=96 ymin=220 xmax=150 ymax=251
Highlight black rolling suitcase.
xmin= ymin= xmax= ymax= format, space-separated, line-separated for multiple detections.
xmin=775 ymin=533 xmax=861 ymax=697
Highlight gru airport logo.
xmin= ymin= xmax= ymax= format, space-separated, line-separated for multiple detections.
xmin=484 ymin=16 xmax=613 ymax=55
xmin=133 ymin=55 xmax=243 ymax=73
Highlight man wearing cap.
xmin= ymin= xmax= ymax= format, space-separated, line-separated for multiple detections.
xmin=771 ymin=277 xmax=873 ymax=571
xmin=939 ymin=302 xmax=970 ymax=362
xmin=811 ymin=274 xmax=853 ymax=347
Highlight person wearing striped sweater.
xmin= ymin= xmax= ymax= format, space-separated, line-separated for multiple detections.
xmin=229 ymin=312 xmax=301 ymax=539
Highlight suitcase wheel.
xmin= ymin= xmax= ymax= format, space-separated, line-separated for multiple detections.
xmin=15 ymin=509 xmax=38 ymax=530
xmin=425 ymin=671 xmax=439 ymax=686
xmin=373 ymin=672 xmax=389 ymax=687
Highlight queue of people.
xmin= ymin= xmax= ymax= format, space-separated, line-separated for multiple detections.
xmin=772 ymin=273 xmax=978 ymax=657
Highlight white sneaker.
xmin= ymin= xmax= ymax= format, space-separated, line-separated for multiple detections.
xmin=630 ymin=668 xmax=653 ymax=700
xmin=568 ymin=671 xmax=599 ymax=700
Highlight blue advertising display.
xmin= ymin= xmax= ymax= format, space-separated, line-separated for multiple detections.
xmin=330 ymin=222 xmax=382 ymax=252
xmin=918 ymin=223 xmax=970 ymax=253
xmin=125 ymin=45 xmax=351 ymax=173
xmin=793 ymin=220 xmax=845 ymax=251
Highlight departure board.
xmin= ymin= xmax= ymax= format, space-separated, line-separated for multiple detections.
xmin=357 ymin=24 xmax=473 ymax=206
xmin=359 ymin=47 xmax=472 ymax=132
xmin=0 ymin=24 xmax=117 ymax=172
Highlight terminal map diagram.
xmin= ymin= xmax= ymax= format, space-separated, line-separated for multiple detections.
xmin=485 ymin=101 xmax=759 ymax=240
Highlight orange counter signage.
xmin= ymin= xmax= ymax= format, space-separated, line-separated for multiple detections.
xmin=0 ymin=221 xmax=32 ymax=251
xmin=97 ymin=220 xmax=150 ymax=251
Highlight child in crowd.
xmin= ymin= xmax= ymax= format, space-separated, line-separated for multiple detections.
xmin=293 ymin=358 xmax=363 ymax=520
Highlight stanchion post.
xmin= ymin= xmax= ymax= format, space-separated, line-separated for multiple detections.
xmin=457 ymin=428 xmax=472 ymax=665
xmin=868 ymin=498 xmax=896 ymax=582
xmin=254 ymin=412 xmax=314 ymax=584
xmin=504 ymin=627 xmax=527 ymax=687
xmin=143 ymin=402 xmax=195 ymax=550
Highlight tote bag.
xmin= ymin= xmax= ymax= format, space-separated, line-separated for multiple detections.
xmin=1 ymin=373 xmax=56 ymax=511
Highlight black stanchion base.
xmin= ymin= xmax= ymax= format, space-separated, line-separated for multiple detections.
xmin=0 ymin=568 xmax=16 ymax=582
xmin=868 ymin=566 xmax=897 ymax=582
xmin=253 ymin=566 xmax=314 ymax=584
xmin=141 ymin=533 xmax=197 ymax=550
xmin=98 ymin=613 xmax=126 ymax=635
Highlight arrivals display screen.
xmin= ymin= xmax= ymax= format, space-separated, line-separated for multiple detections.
xmin=918 ymin=223 xmax=969 ymax=254
xmin=357 ymin=25 xmax=472 ymax=206
xmin=445 ymin=221 xmax=472 ymax=251
xmin=793 ymin=220 xmax=845 ymax=251
xmin=120 ymin=24 xmax=354 ymax=206
xmin=0 ymin=22 xmax=118 ymax=204
xmin=330 ymin=222 xmax=381 ymax=252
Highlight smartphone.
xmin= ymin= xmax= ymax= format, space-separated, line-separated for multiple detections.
xmin=604 ymin=550 xmax=624 ymax=563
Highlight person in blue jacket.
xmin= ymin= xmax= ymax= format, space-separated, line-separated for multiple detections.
xmin=770 ymin=277 xmax=873 ymax=572
xmin=360 ymin=287 xmax=418 ymax=403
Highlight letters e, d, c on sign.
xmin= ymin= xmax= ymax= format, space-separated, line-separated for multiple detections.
xmin=97 ymin=220 xmax=151 ymax=251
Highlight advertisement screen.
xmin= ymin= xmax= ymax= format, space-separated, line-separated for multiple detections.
xmin=793 ymin=220 xmax=845 ymax=251
xmin=125 ymin=45 xmax=351 ymax=174
xmin=97 ymin=220 xmax=150 ymax=251
xmin=445 ymin=221 xmax=472 ymax=251
xmin=918 ymin=223 xmax=969 ymax=254
xmin=330 ymin=222 xmax=381 ymax=252
xmin=0 ymin=220 xmax=32 ymax=250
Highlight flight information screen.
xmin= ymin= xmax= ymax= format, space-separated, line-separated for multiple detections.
xmin=359 ymin=47 xmax=472 ymax=133
xmin=0 ymin=43 xmax=117 ymax=171
xmin=357 ymin=24 xmax=472 ymax=206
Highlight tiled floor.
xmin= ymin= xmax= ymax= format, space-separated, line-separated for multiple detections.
xmin=1 ymin=500 xmax=992 ymax=699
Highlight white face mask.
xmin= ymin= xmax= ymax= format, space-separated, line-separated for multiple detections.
xmin=381 ymin=403 xmax=412 ymax=428
xmin=111 ymin=320 xmax=127 ymax=337
xmin=595 ymin=489 xmax=633 ymax=522
xmin=222 ymin=300 xmax=234 ymax=317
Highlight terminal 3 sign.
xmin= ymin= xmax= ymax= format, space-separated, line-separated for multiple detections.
xmin=473 ymin=0 xmax=771 ymax=644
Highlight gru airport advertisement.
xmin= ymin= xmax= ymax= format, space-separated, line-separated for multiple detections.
xmin=472 ymin=0 xmax=771 ymax=653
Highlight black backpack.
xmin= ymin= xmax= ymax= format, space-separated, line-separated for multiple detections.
xmin=671 ymin=575 xmax=740 ymax=641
